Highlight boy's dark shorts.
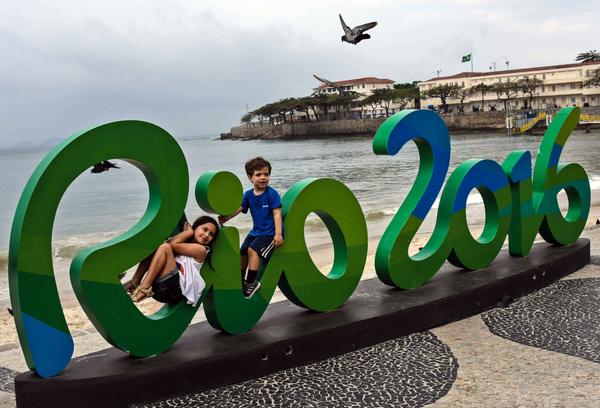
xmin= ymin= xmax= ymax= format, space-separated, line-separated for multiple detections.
xmin=240 ymin=235 xmax=276 ymax=261
xmin=152 ymin=267 xmax=182 ymax=304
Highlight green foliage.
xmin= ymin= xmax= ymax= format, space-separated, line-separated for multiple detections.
xmin=455 ymin=87 xmax=471 ymax=112
xmin=241 ymin=112 xmax=253 ymax=126
xmin=576 ymin=50 xmax=600 ymax=63
xmin=471 ymin=83 xmax=492 ymax=111
xmin=518 ymin=77 xmax=544 ymax=107
xmin=394 ymin=82 xmax=420 ymax=109
xmin=422 ymin=83 xmax=461 ymax=113
xmin=583 ymin=68 xmax=600 ymax=88
xmin=492 ymin=80 xmax=520 ymax=110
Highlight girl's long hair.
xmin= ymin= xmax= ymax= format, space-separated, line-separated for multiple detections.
xmin=187 ymin=215 xmax=220 ymax=268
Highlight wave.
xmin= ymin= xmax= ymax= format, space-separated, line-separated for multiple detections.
xmin=2 ymin=174 xmax=600 ymax=276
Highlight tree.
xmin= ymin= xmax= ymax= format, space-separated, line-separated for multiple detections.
xmin=330 ymin=92 xmax=361 ymax=119
xmin=517 ymin=77 xmax=544 ymax=109
xmin=492 ymin=80 xmax=520 ymax=111
xmin=392 ymin=88 xmax=414 ymax=111
xmin=253 ymin=102 xmax=279 ymax=125
xmin=455 ymin=87 xmax=471 ymax=113
xmin=361 ymin=93 xmax=381 ymax=117
xmin=422 ymin=83 xmax=461 ymax=113
xmin=394 ymin=81 xmax=420 ymax=108
xmin=471 ymin=82 xmax=491 ymax=112
xmin=241 ymin=112 xmax=254 ymax=128
xmin=584 ymin=68 xmax=600 ymax=88
xmin=372 ymin=88 xmax=397 ymax=116
xmin=576 ymin=50 xmax=600 ymax=63
xmin=312 ymin=94 xmax=335 ymax=120
xmin=293 ymin=96 xmax=317 ymax=122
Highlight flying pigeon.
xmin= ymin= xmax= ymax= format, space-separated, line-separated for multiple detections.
xmin=91 ymin=160 xmax=120 ymax=174
xmin=339 ymin=14 xmax=377 ymax=45
xmin=313 ymin=74 xmax=337 ymax=88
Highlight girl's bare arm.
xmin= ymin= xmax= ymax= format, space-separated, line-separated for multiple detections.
xmin=169 ymin=230 xmax=209 ymax=260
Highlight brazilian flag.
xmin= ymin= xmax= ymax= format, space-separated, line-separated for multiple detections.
xmin=462 ymin=54 xmax=471 ymax=63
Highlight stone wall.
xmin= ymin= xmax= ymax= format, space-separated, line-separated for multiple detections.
xmin=223 ymin=109 xmax=596 ymax=140
xmin=226 ymin=118 xmax=388 ymax=140
xmin=439 ymin=111 xmax=507 ymax=131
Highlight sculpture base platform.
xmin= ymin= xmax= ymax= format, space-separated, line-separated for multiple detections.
xmin=15 ymin=239 xmax=590 ymax=407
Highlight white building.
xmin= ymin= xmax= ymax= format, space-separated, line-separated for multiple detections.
xmin=419 ymin=61 xmax=600 ymax=112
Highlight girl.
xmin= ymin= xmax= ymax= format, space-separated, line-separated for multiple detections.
xmin=124 ymin=216 xmax=219 ymax=306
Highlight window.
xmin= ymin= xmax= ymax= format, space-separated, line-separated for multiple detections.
xmin=542 ymin=86 xmax=546 ymax=92
xmin=552 ymin=85 xmax=556 ymax=92
xmin=543 ymin=74 xmax=546 ymax=79
xmin=570 ymin=83 xmax=576 ymax=90
xmin=571 ymin=97 xmax=576 ymax=103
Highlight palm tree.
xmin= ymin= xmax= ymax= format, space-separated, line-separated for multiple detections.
xmin=576 ymin=50 xmax=600 ymax=63
xmin=471 ymin=83 xmax=491 ymax=112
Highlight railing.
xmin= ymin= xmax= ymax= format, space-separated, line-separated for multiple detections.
xmin=580 ymin=113 xmax=600 ymax=123
xmin=517 ymin=112 xmax=547 ymax=133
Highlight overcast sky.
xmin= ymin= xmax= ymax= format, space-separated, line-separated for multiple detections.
xmin=1 ymin=0 xmax=598 ymax=147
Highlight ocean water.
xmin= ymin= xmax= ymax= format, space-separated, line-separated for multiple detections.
xmin=1 ymin=129 xmax=600 ymax=282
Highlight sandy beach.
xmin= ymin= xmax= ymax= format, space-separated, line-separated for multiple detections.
xmin=1 ymin=192 xmax=600 ymax=350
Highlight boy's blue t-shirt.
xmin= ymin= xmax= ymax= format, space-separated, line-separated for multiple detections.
xmin=241 ymin=186 xmax=282 ymax=237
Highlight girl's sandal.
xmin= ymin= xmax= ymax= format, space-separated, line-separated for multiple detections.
xmin=130 ymin=286 xmax=154 ymax=303
xmin=123 ymin=280 xmax=138 ymax=294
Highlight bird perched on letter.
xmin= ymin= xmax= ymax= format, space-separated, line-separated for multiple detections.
xmin=339 ymin=14 xmax=377 ymax=45
xmin=91 ymin=160 xmax=120 ymax=174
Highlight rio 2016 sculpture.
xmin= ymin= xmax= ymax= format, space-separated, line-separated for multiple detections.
xmin=9 ymin=107 xmax=589 ymax=378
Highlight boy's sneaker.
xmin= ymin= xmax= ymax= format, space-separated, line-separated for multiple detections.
xmin=244 ymin=280 xmax=261 ymax=298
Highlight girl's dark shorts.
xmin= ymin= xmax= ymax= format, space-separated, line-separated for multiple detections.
xmin=152 ymin=267 xmax=182 ymax=304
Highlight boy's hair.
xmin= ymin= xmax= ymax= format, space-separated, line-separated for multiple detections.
xmin=245 ymin=157 xmax=271 ymax=176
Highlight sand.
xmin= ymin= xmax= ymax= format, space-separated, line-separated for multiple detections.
xmin=1 ymin=195 xmax=600 ymax=350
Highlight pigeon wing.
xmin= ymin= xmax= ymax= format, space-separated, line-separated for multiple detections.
xmin=339 ymin=14 xmax=353 ymax=36
xmin=353 ymin=21 xmax=377 ymax=35
xmin=313 ymin=74 xmax=337 ymax=87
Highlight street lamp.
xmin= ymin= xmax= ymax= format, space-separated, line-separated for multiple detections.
xmin=501 ymin=56 xmax=510 ymax=70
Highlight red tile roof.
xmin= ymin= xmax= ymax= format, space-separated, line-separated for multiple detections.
xmin=314 ymin=77 xmax=394 ymax=90
xmin=421 ymin=61 xmax=600 ymax=83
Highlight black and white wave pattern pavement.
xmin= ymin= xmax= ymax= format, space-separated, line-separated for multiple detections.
xmin=482 ymin=278 xmax=600 ymax=364
xmin=134 ymin=331 xmax=458 ymax=408
xmin=0 ymin=366 xmax=19 ymax=393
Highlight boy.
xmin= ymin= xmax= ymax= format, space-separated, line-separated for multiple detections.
xmin=218 ymin=157 xmax=284 ymax=298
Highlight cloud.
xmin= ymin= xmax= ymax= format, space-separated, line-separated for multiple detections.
xmin=0 ymin=0 xmax=598 ymax=147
